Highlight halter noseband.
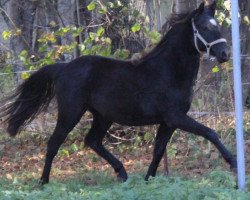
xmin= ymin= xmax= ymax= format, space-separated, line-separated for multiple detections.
xmin=192 ymin=19 xmax=227 ymax=57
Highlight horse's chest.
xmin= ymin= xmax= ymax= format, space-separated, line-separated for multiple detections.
xmin=172 ymin=88 xmax=194 ymax=111
xmin=156 ymin=87 xmax=193 ymax=113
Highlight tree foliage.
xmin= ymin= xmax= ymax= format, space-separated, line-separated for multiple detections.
xmin=0 ymin=0 xmax=163 ymax=81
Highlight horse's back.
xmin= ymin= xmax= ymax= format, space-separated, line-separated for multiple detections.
xmin=55 ymin=55 xmax=139 ymax=104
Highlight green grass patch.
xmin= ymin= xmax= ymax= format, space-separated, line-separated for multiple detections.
xmin=0 ymin=171 xmax=249 ymax=200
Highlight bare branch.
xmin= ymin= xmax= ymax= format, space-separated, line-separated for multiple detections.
xmin=0 ymin=4 xmax=17 ymax=28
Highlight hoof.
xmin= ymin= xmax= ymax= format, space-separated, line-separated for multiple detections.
xmin=117 ymin=175 xmax=127 ymax=182
xmin=116 ymin=170 xmax=128 ymax=182
xmin=38 ymin=179 xmax=49 ymax=186
xmin=145 ymin=174 xmax=153 ymax=181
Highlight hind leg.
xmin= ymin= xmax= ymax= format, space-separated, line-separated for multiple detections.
xmin=39 ymin=103 xmax=86 ymax=185
xmin=84 ymin=112 xmax=128 ymax=181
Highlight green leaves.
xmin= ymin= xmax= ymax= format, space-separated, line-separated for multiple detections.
xmin=59 ymin=148 xmax=70 ymax=157
xmin=87 ymin=1 xmax=96 ymax=11
xmin=97 ymin=27 xmax=105 ymax=37
xmin=131 ymin=23 xmax=141 ymax=33
xmin=215 ymin=0 xmax=232 ymax=27
xmin=146 ymin=30 xmax=161 ymax=44
xmin=70 ymin=143 xmax=79 ymax=152
xmin=143 ymin=132 xmax=154 ymax=142
xmin=0 ymin=0 xmax=165 ymax=72
xmin=223 ymin=0 xmax=231 ymax=11
xmin=72 ymin=27 xmax=84 ymax=37
xmin=113 ymin=49 xmax=130 ymax=59
xmin=107 ymin=2 xmax=114 ymax=8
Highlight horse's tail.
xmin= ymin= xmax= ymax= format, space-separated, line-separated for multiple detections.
xmin=0 ymin=63 xmax=66 ymax=137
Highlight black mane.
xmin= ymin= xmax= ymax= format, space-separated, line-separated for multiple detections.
xmin=135 ymin=9 xmax=198 ymax=66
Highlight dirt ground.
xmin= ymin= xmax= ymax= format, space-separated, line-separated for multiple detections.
xmin=1 ymin=125 xmax=249 ymax=183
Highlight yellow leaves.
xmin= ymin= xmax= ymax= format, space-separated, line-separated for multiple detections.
xmin=50 ymin=43 xmax=77 ymax=60
xmin=56 ymin=46 xmax=65 ymax=55
xmin=47 ymin=34 xmax=56 ymax=42
xmin=2 ymin=30 xmax=12 ymax=40
xmin=38 ymin=33 xmax=57 ymax=43
xmin=21 ymin=72 xmax=30 ymax=80
xmin=243 ymin=16 xmax=250 ymax=26
xmin=2 ymin=29 xmax=21 ymax=40
xmin=212 ymin=65 xmax=220 ymax=73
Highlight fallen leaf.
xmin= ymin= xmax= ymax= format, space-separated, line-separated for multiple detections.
xmin=6 ymin=173 xmax=12 ymax=180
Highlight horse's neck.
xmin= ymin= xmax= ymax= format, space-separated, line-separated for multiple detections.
xmin=160 ymin=23 xmax=200 ymax=86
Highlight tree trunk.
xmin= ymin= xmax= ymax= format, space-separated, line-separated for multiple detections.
xmin=146 ymin=0 xmax=154 ymax=30
xmin=155 ymin=0 xmax=162 ymax=30
xmin=73 ymin=0 xmax=92 ymax=58
xmin=160 ymin=0 xmax=172 ymax=27
xmin=6 ymin=0 xmax=37 ymax=82
xmin=44 ymin=0 xmax=64 ymax=60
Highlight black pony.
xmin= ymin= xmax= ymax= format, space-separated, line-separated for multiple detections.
xmin=1 ymin=2 xmax=236 ymax=185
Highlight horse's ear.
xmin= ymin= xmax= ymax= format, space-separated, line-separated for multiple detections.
xmin=204 ymin=0 xmax=216 ymax=16
xmin=196 ymin=2 xmax=205 ymax=15
xmin=187 ymin=2 xmax=204 ymax=21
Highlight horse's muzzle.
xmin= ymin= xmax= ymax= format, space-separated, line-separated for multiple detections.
xmin=211 ymin=43 xmax=230 ymax=63
xmin=218 ymin=50 xmax=230 ymax=63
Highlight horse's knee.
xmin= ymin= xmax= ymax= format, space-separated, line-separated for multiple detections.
xmin=204 ymin=130 xmax=219 ymax=141
xmin=84 ymin=134 xmax=99 ymax=149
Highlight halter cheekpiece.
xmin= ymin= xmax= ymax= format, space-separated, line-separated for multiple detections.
xmin=192 ymin=19 xmax=227 ymax=58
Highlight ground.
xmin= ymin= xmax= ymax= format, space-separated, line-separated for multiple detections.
xmin=0 ymin=114 xmax=250 ymax=199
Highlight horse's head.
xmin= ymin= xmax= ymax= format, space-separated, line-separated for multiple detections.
xmin=191 ymin=1 xmax=230 ymax=63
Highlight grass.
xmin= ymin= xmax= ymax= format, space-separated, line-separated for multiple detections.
xmin=0 ymin=171 xmax=250 ymax=200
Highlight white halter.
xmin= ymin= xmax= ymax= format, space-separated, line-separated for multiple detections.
xmin=192 ymin=19 xmax=227 ymax=58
